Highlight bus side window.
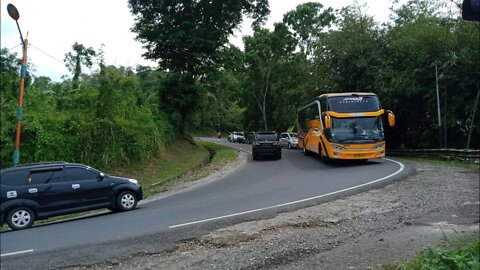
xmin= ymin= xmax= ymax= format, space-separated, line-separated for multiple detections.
xmin=298 ymin=110 xmax=308 ymax=135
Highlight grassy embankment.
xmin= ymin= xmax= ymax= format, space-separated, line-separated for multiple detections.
xmin=111 ymin=139 xmax=238 ymax=198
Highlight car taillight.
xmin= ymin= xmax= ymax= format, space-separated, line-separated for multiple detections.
xmin=273 ymin=140 xmax=280 ymax=146
xmin=253 ymin=141 xmax=260 ymax=146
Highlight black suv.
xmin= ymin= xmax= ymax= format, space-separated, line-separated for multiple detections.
xmin=0 ymin=162 xmax=143 ymax=230
xmin=252 ymin=131 xmax=282 ymax=160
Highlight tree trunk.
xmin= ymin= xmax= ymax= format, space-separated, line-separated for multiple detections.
xmin=72 ymin=55 xmax=81 ymax=90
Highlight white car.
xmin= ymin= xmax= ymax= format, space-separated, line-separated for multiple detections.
xmin=279 ymin=132 xmax=298 ymax=149
xmin=229 ymin=131 xmax=245 ymax=143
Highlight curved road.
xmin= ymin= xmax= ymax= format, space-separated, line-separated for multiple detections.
xmin=0 ymin=138 xmax=411 ymax=269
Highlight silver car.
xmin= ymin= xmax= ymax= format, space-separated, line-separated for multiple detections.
xmin=229 ymin=131 xmax=245 ymax=143
xmin=279 ymin=132 xmax=298 ymax=149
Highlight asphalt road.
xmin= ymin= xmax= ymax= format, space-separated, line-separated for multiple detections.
xmin=0 ymin=138 xmax=410 ymax=270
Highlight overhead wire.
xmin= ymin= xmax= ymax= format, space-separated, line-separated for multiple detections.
xmin=7 ymin=43 xmax=22 ymax=51
xmin=28 ymin=43 xmax=65 ymax=65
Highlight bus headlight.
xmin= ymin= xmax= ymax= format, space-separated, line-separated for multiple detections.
xmin=332 ymin=144 xmax=345 ymax=151
xmin=372 ymin=143 xmax=385 ymax=150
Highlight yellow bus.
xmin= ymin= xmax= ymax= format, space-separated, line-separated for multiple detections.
xmin=297 ymin=92 xmax=395 ymax=162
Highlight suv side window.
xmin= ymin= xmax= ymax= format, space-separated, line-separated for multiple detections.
xmin=1 ymin=170 xmax=28 ymax=186
xmin=29 ymin=168 xmax=66 ymax=184
xmin=65 ymin=167 xmax=99 ymax=182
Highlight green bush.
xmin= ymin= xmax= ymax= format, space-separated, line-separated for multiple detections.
xmin=400 ymin=240 xmax=480 ymax=270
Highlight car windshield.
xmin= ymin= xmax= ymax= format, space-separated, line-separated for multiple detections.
xmin=328 ymin=116 xmax=384 ymax=143
xmin=290 ymin=133 xmax=297 ymax=138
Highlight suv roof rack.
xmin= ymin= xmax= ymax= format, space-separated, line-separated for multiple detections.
xmin=13 ymin=161 xmax=68 ymax=167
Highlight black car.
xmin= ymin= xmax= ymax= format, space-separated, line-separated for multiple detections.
xmin=0 ymin=162 xmax=143 ymax=230
xmin=252 ymin=131 xmax=282 ymax=160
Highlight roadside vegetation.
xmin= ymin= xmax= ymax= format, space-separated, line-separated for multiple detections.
xmin=404 ymin=157 xmax=480 ymax=170
xmin=1 ymin=0 xmax=478 ymax=171
xmin=384 ymin=238 xmax=479 ymax=270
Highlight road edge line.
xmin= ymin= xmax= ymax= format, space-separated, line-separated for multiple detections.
xmin=1 ymin=249 xmax=34 ymax=257
xmin=169 ymin=158 xmax=405 ymax=229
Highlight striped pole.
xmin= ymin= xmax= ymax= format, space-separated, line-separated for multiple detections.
xmin=13 ymin=37 xmax=28 ymax=165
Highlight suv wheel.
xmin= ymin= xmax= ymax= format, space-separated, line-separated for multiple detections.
xmin=116 ymin=191 xmax=138 ymax=211
xmin=7 ymin=207 xmax=35 ymax=230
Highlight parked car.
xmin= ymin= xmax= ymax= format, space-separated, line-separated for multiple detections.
xmin=229 ymin=131 xmax=245 ymax=143
xmin=245 ymin=132 xmax=256 ymax=144
xmin=0 ymin=162 xmax=143 ymax=230
xmin=280 ymin=132 xmax=298 ymax=149
xmin=252 ymin=131 xmax=282 ymax=160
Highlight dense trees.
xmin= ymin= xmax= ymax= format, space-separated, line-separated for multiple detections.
xmin=128 ymin=0 xmax=270 ymax=134
xmin=1 ymin=49 xmax=173 ymax=168
xmin=1 ymin=0 xmax=478 ymax=168
xmin=235 ymin=0 xmax=479 ymax=149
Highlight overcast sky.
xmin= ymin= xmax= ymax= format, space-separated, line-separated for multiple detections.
xmin=1 ymin=0 xmax=399 ymax=82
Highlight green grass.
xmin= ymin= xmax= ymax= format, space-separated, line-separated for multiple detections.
xmin=403 ymin=157 xmax=480 ymax=171
xmin=198 ymin=140 xmax=237 ymax=163
xmin=383 ymin=238 xmax=480 ymax=270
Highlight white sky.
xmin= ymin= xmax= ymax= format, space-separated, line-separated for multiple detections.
xmin=0 ymin=0 xmax=398 ymax=82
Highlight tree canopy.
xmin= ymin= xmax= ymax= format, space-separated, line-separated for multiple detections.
xmin=128 ymin=0 xmax=270 ymax=75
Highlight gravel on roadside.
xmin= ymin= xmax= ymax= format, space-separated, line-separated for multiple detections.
xmin=61 ymin=158 xmax=479 ymax=270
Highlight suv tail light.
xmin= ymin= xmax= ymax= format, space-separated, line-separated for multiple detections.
xmin=273 ymin=140 xmax=280 ymax=146
xmin=253 ymin=141 xmax=260 ymax=146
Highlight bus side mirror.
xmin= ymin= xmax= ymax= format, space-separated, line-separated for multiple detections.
xmin=386 ymin=110 xmax=395 ymax=127
xmin=462 ymin=0 xmax=480 ymax=21
xmin=324 ymin=115 xmax=331 ymax=129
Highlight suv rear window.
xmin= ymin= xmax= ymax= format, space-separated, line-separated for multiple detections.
xmin=1 ymin=170 xmax=28 ymax=186
xmin=256 ymin=134 xmax=277 ymax=140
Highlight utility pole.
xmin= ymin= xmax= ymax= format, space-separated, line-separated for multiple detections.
xmin=435 ymin=62 xmax=443 ymax=148
xmin=466 ymin=89 xmax=480 ymax=149
xmin=7 ymin=4 xmax=28 ymax=165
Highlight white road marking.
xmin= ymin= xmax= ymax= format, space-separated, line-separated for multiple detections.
xmin=170 ymin=158 xmax=405 ymax=229
xmin=224 ymin=143 xmax=252 ymax=154
xmin=1 ymin=249 xmax=34 ymax=257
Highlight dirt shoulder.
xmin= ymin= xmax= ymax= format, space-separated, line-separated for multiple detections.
xmin=64 ymin=158 xmax=479 ymax=270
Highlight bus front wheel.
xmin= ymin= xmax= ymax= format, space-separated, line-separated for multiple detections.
xmin=303 ymin=142 xmax=310 ymax=156
xmin=319 ymin=143 xmax=330 ymax=164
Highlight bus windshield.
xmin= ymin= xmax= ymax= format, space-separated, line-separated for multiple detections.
xmin=328 ymin=116 xmax=384 ymax=143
